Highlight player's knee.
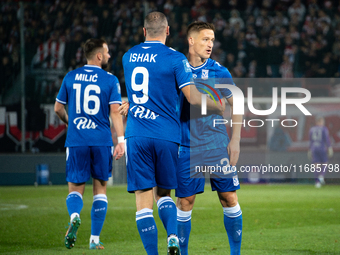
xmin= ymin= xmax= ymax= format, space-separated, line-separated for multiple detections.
xmin=219 ymin=191 xmax=238 ymax=207
xmin=177 ymin=195 xmax=195 ymax=211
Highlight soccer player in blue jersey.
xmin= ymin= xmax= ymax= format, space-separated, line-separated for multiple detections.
xmin=54 ymin=38 xmax=125 ymax=250
xmin=175 ymin=21 xmax=243 ymax=255
xmin=308 ymin=116 xmax=333 ymax=188
xmin=122 ymin=12 xmax=223 ymax=255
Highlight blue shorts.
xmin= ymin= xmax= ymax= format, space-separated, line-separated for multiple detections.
xmin=126 ymin=137 xmax=179 ymax=193
xmin=175 ymin=147 xmax=240 ymax=198
xmin=312 ymin=148 xmax=328 ymax=163
xmin=66 ymin=146 xmax=113 ymax=183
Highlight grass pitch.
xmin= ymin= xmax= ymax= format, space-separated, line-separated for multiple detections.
xmin=0 ymin=184 xmax=339 ymax=254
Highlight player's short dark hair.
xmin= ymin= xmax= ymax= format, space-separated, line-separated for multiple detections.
xmin=83 ymin=38 xmax=107 ymax=60
xmin=187 ymin=21 xmax=215 ymax=37
xmin=144 ymin=11 xmax=168 ymax=38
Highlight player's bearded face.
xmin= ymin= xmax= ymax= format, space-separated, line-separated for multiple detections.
xmin=101 ymin=44 xmax=110 ymax=69
xmin=193 ymin=29 xmax=214 ymax=60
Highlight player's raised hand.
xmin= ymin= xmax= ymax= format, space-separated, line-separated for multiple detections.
xmin=227 ymin=138 xmax=240 ymax=167
xmin=118 ymin=101 xmax=129 ymax=117
xmin=113 ymin=142 xmax=125 ymax=160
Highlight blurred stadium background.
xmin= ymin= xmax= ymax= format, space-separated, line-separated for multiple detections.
xmin=0 ymin=0 xmax=339 ymax=186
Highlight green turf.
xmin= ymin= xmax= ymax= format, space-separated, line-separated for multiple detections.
xmin=0 ymin=184 xmax=339 ymax=254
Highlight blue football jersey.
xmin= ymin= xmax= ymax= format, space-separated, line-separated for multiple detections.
xmin=179 ymin=58 xmax=236 ymax=150
xmin=56 ymin=65 xmax=122 ymax=147
xmin=122 ymin=41 xmax=192 ymax=144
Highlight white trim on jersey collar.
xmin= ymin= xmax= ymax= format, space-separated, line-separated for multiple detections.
xmin=190 ymin=59 xmax=209 ymax=70
xmin=144 ymin=41 xmax=162 ymax=44
xmin=84 ymin=65 xmax=101 ymax=69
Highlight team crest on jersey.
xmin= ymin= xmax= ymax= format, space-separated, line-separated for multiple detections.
xmin=202 ymin=69 xmax=209 ymax=79
xmin=183 ymin=60 xmax=191 ymax=73
xmin=233 ymin=175 xmax=239 ymax=186
xmin=116 ymin=83 xmax=121 ymax=94
xmin=192 ymin=74 xmax=197 ymax=78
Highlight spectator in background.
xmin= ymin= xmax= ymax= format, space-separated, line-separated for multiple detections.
xmin=280 ymin=55 xmax=294 ymax=79
xmin=2 ymin=0 xmax=340 ymax=101
xmin=263 ymin=0 xmax=275 ymax=10
xmin=244 ymin=0 xmax=259 ymax=17
xmin=245 ymin=24 xmax=257 ymax=45
xmin=233 ymin=60 xmax=246 ymax=77
xmin=308 ymin=0 xmax=319 ymax=11
xmin=317 ymin=9 xmax=331 ymax=27
xmin=255 ymin=8 xmax=268 ymax=29
xmin=319 ymin=20 xmax=333 ymax=45
xmin=288 ymin=0 xmax=306 ymax=22
xmin=272 ymin=11 xmax=289 ymax=29
xmin=131 ymin=11 xmax=143 ymax=34
xmin=163 ymin=0 xmax=174 ymax=15
xmin=293 ymin=45 xmax=307 ymax=78
xmin=248 ymin=60 xmax=257 ymax=78
xmin=284 ymin=36 xmax=295 ymax=61
xmin=212 ymin=12 xmax=226 ymax=41
xmin=304 ymin=6 xmax=318 ymax=24
xmin=302 ymin=20 xmax=316 ymax=37
xmin=317 ymin=54 xmax=333 ymax=77
xmin=98 ymin=9 xmax=114 ymax=38
xmin=267 ymin=38 xmax=283 ymax=78
xmin=0 ymin=56 xmax=13 ymax=93
xmin=229 ymin=9 xmax=244 ymax=30
xmin=64 ymin=32 xmax=82 ymax=70
xmin=259 ymin=18 xmax=272 ymax=39
xmin=224 ymin=53 xmax=236 ymax=71
xmin=255 ymin=39 xmax=268 ymax=77
xmin=289 ymin=25 xmax=300 ymax=41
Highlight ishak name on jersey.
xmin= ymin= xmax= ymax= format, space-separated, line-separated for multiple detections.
xmin=129 ymin=53 xmax=157 ymax=62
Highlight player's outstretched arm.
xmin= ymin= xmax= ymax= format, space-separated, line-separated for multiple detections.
xmin=181 ymin=85 xmax=225 ymax=115
xmin=226 ymin=96 xmax=242 ymax=166
xmin=110 ymin=104 xmax=125 ymax=160
xmin=118 ymin=100 xmax=129 ymax=117
xmin=54 ymin=101 xmax=68 ymax=127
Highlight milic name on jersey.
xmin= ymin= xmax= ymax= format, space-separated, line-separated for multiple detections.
xmin=129 ymin=53 xmax=157 ymax=62
xmin=75 ymin=73 xmax=98 ymax=82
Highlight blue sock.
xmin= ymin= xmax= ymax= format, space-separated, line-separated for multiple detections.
xmin=66 ymin=191 xmax=83 ymax=220
xmin=177 ymin=208 xmax=192 ymax=255
xmin=157 ymin=196 xmax=177 ymax=237
xmin=91 ymin=194 xmax=108 ymax=238
xmin=136 ymin=209 xmax=158 ymax=255
xmin=223 ymin=204 xmax=243 ymax=255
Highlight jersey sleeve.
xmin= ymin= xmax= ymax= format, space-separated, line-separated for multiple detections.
xmin=109 ymin=75 xmax=122 ymax=105
xmin=172 ymin=52 xmax=193 ymax=90
xmin=56 ymin=73 xmax=69 ymax=104
xmin=216 ymin=65 xmax=235 ymax=99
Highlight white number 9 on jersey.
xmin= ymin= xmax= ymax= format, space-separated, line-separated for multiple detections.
xmin=132 ymin=67 xmax=149 ymax=104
